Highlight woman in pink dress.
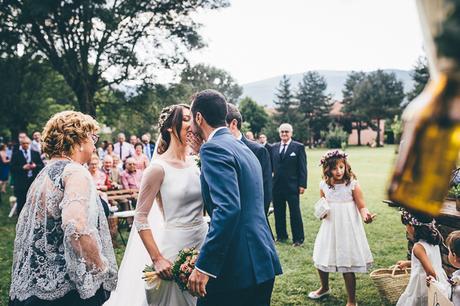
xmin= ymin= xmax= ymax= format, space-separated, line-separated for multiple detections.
xmin=132 ymin=142 xmax=149 ymax=177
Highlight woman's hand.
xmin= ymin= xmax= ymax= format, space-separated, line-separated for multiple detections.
xmin=186 ymin=132 xmax=203 ymax=155
xmin=153 ymin=256 xmax=173 ymax=280
xmin=396 ymin=260 xmax=411 ymax=269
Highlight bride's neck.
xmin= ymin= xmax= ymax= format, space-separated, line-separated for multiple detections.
xmin=163 ymin=138 xmax=187 ymax=161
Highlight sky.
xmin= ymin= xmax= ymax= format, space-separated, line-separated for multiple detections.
xmin=187 ymin=0 xmax=426 ymax=84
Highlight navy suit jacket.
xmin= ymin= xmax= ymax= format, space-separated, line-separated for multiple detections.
xmin=241 ymin=136 xmax=273 ymax=215
xmin=271 ymin=140 xmax=307 ymax=195
xmin=196 ymin=128 xmax=282 ymax=292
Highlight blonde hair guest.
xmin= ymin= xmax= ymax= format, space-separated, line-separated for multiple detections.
xmin=9 ymin=111 xmax=118 ymax=306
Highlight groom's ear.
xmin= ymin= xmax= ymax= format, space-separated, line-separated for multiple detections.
xmin=195 ymin=112 xmax=203 ymax=124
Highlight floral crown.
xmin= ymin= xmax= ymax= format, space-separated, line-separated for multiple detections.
xmin=400 ymin=208 xmax=436 ymax=227
xmin=320 ymin=149 xmax=348 ymax=166
xmin=158 ymin=106 xmax=176 ymax=129
xmin=157 ymin=104 xmax=189 ymax=130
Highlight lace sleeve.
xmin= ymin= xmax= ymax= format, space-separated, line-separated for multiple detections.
xmin=350 ymin=180 xmax=359 ymax=190
xmin=60 ymin=164 xmax=110 ymax=299
xmin=134 ymin=163 xmax=164 ymax=231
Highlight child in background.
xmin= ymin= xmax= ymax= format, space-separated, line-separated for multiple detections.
xmin=309 ymin=150 xmax=375 ymax=306
xmin=396 ymin=209 xmax=450 ymax=306
xmin=446 ymin=230 xmax=460 ymax=305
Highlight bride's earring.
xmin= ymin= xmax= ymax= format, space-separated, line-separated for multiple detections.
xmin=79 ymin=147 xmax=83 ymax=152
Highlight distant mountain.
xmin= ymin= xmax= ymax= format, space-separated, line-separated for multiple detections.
xmin=241 ymin=69 xmax=413 ymax=107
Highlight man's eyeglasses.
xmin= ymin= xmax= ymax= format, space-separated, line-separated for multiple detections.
xmin=91 ymin=134 xmax=100 ymax=145
xmin=280 ymin=130 xmax=290 ymax=134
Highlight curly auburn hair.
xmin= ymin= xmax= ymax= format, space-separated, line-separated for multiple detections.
xmin=41 ymin=111 xmax=100 ymax=158
xmin=322 ymin=156 xmax=356 ymax=189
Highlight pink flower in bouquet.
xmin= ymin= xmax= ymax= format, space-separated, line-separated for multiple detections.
xmin=180 ymin=263 xmax=188 ymax=273
xmin=190 ymin=257 xmax=197 ymax=266
xmin=179 ymin=273 xmax=187 ymax=282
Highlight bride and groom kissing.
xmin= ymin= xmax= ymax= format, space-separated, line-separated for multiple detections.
xmin=106 ymin=89 xmax=282 ymax=306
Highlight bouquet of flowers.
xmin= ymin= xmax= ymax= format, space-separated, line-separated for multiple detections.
xmin=142 ymin=247 xmax=199 ymax=302
xmin=171 ymin=247 xmax=199 ymax=291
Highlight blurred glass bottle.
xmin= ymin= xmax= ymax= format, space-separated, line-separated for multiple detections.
xmin=388 ymin=0 xmax=460 ymax=215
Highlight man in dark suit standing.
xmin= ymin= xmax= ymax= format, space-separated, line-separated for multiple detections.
xmin=271 ymin=123 xmax=307 ymax=247
xmin=258 ymin=133 xmax=272 ymax=153
xmin=10 ymin=137 xmax=44 ymax=215
xmin=225 ymin=104 xmax=273 ymax=216
xmin=188 ymin=89 xmax=282 ymax=306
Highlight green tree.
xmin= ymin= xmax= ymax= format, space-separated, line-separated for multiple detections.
xmin=238 ymin=97 xmax=269 ymax=136
xmin=353 ymin=70 xmax=405 ymax=147
xmin=273 ymin=75 xmax=297 ymax=123
xmin=180 ymin=64 xmax=242 ymax=103
xmin=341 ymin=71 xmax=367 ymax=146
xmin=297 ymin=71 xmax=332 ymax=146
xmin=0 ymin=54 xmax=75 ymax=138
xmin=0 ymin=0 xmax=229 ymax=116
xmin=406 ymin=56 xmax=430 ymax=103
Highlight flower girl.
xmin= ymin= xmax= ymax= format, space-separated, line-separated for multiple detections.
xmin=396 ymin=209 xmax=450 ymax=306
xmin=309 ymin=150 xmax=374 ymax=306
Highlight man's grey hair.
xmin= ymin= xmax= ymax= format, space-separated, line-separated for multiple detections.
xmin=278 ymin=123 xmax=293 ymax=132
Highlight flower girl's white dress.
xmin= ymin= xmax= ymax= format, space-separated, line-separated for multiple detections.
xmin=312 ymin=180 xmax=373 ymax=273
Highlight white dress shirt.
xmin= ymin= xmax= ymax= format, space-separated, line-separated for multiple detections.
xmin=279 ymin=139 xmax=292 ymax=153
xmin=113 ymin=142 xmax=134 ymax=161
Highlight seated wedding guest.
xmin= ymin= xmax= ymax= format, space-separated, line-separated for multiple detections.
xmin=120 ymin=157 xmax=141 ymax=190
xmin=105 ymin=142 xmax=115 ymax=158
xmin=132 ymin=142 xmax=149 ymax=176
xmin=0 ymin=144 xmax=11 ymax=194
xmin=8 ymin=110 xmax=117 ymax=306
xmin=101 ymin=155 xmax=121 ymax=190
xmin=89 ymin=155 xmax=108 ymax=192
xmin=445 ymin=231 xmax=460 ymax=305
xmin=112 ymin=154 xmax=124 ymax=173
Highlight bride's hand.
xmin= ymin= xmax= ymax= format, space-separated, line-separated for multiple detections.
xmin=187 ymin=131 xmax=203 ymax=154
xmin=153 ymin=256 xmax=173 ymax=280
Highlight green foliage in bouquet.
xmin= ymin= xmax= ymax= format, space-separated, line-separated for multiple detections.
xmin=171 ymin=247 xmax=199 ymax=291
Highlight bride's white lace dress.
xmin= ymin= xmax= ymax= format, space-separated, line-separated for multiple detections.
xmin=105 ymin=158 xmax=208 ymax=306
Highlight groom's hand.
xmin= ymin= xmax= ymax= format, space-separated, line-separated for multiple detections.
xmin=187 ymin=269 xmax=209 ymax=298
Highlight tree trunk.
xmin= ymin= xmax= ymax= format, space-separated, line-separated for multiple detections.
xmin=75 ymin=82 xmax=96 ymax=117
xmin=376 ymin=118 xmax=381 ymax=147
xmin=357 ymin=121 xmax=362 ymax=146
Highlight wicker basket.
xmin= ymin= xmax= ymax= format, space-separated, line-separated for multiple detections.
xmin=370 ymin=265 xmax=411 ymax=305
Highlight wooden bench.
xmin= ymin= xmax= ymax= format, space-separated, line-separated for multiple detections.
xmin=106 ymin=189 xmax=139 ymax=246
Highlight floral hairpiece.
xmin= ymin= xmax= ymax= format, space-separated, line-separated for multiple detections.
xmin=158 ymin=105 xmax=177 ymax=129
xmin=400 ymin=208 xmax=437 ymax=227
xmin=320 ymin=149 xmax=348 ymax=166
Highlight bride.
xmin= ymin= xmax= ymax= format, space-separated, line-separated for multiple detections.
xmin=105 ymin=104 xmax=208 ymax=306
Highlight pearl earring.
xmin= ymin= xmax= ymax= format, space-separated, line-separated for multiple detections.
xmin=79 ymin=147 xmax=83 ymax=152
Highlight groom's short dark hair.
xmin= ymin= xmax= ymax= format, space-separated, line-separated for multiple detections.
xmin=191 ymin=89 xmax=228 ymax=128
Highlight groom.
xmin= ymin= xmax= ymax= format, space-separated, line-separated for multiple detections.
xmin=188 ymin=89 xmax=282 ymax=306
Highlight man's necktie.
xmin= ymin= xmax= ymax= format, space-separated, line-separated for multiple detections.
xmin=280 ymin=143 xmax=287 ymax=160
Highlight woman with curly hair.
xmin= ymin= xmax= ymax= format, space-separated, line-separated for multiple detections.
xmin=9 ymin=111 xmax=117 ymax=306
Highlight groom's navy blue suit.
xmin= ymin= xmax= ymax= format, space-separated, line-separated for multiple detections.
xmin=196 ymin=128 xmax=282 ymax=306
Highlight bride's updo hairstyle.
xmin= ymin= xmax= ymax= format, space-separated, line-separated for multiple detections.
xmin=157 ymin=104 xmax=190 ymax=154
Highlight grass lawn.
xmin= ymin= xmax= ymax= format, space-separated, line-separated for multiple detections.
xmin=0 ymin=146 xmax=407 ymax=305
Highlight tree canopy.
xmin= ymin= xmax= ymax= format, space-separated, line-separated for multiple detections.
xmin=0 ymin=0 xmax=229 ymax=116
